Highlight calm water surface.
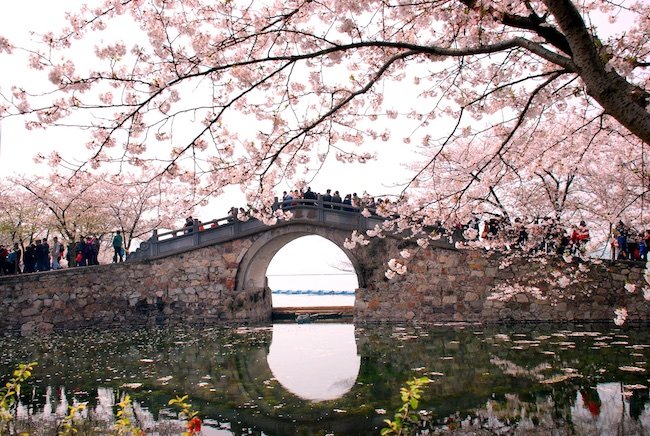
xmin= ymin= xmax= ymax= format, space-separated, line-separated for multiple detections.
xmin=2 ymin=322 xmax=650 ymax=435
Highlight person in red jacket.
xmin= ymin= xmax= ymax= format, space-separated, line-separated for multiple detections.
xmin=571 ymin=220 xmax=590 ymax=255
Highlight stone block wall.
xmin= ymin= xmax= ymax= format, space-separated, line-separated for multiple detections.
xmin=353 ymin=239 xmax=650 ymax=324
xmin=0 ymin=238 xmax=271 ymax=335
xmin=3 ymin=228 xmax=650 ymax=335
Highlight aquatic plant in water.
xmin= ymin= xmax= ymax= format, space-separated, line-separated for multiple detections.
xmin=169 ymin=394 xmax=202 ymax=435
xmin=57 ymin=402 xmax=87 ymax=435
xmin=0 ymin=362 xmax=37 ymax=432
xmin=115 ymin=395 xmax=145 ymax=435
xmin=381 ymin=376 xmax=431 ymax=435
xmin=1 ymin=361 xmax=202 ymax=435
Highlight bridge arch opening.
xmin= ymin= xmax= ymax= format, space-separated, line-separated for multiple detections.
xmin=266 ymin=235 xmax=358 ymax=308
xmin=235 ymin=226 xmax=363 ymax=308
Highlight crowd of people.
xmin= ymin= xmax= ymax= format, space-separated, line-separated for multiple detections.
xmin=280 ymin=187 xmax=650 ymax=262
xmin=610 ymin=220 xmax=650 ymax=261
xmin=456 ymin=215 xmax=593 ymax=256
xmin=2 ymin=190 xmax=646 ymax=277
xmin=179 ymin=188 xmax=391 ymax=234
xmin=436 ymin=214 xmax=650 ymax=262
xmin=280 ymin=187 xmax=392 ymax=212
xmin=0 ymin=231 xmax=126 ymax=276
xmin=278 ymin=188 xmax=601 ymax=259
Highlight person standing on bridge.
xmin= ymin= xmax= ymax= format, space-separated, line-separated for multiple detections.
xmin=331 ymin=190 xmax=342 ymax=210
xmin=36 ymin=239 xmax=50 ymax=272
xmin=112 ymin=230 xmax=124 ymax=263
xmin=9 ymin=243 xmax=21 ymax=274
xmin=303 ymin=186 xmax=317 ymax=205
xmin=51 ymin=236 xmax=62 ymax=270
xmin=23 ymin=243 xmax=36 ymax=273
xmin=185 ymin=216 xmax=194 ymax=234
xmin=76 ymin=236 xmax=88 ymax=267
xmin=322 ymin=189 xmax=332 ymax=208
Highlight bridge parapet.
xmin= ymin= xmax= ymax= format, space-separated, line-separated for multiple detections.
xmin=128 ymin=199 xmax=388 ymax=262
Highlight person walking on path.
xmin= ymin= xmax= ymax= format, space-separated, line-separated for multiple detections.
xmin=112 ymin=231 xmax=124 ymax=263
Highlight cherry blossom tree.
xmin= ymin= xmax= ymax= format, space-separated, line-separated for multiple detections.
xmin=12 ymin=169 xmax=195 ymax=258
xmin=408 ymin=107 xmax=650 ymax=242
xmin=0 ymin=0 xmax=649 ymax=227
xmin=0 ymin=181 xmax=48 ymax=246
xmin=98 ymin=171 xmax=194 ymax=251
xmin=14 ymin=172 xmax=112 ymax=244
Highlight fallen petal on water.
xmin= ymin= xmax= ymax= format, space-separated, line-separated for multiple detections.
xmin=619 ymin=366 xmax=646 ymax=373
xmin=540 ymin=374 xmax=580 ymax=384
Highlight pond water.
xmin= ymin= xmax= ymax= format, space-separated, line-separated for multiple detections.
xmin=2 ymin=322 xmax=650 ymax=435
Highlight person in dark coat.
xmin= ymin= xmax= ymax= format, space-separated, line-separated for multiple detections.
xmin=23 ymin=243 xmax=36 ymax=273
xmin=303 ymin=187 xmax=317 ymax=205
xmin=322 ymin=189 xmax=332 ymax=208
xmin=331 ymin=190 xmax=342 ymax=210
xmin=39 ymin=239 xmax=51 ymax=271
xmin=83 ymin=237 xmax=95 ymax=266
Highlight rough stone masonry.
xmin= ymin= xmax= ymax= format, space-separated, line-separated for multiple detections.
xmin=1 ymin=231 xmax=649 ymax=335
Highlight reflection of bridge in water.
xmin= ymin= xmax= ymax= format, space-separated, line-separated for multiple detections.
xmin=11 ymin=323 xmax=646 ymax=434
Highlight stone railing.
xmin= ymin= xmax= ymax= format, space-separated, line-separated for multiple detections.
xmin=127 ymin=197 xmax=390 ymax=262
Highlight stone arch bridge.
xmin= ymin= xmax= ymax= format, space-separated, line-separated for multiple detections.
xmin=1 ymin=200 xmax=649 ymax=334
xmin=126 ymin=199 xmax=403 ymax=292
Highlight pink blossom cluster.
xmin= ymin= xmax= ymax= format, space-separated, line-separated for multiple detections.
xmin=385 ymin=258 xmax=407 ymax=279
xmin=614 ymin=307 xmax=628 ymax=326
xmin=487 ymin=283 xmax=546 ymax=302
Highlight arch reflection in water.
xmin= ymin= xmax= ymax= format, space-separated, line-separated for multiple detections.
xmin=266 ymin=323 xmax=360 ymax=402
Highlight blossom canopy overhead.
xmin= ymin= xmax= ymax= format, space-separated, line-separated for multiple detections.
xmin=2 ymin=0 xmax=650 ymax=227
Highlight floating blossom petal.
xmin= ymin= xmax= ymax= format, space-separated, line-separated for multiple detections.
xmin=385 ymin=269 xmax=396 ymax=279
xmin=400 ymin=250 xmax=411 ymax=259
xmin=625 ymin=283 xmax=636 ymax=293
